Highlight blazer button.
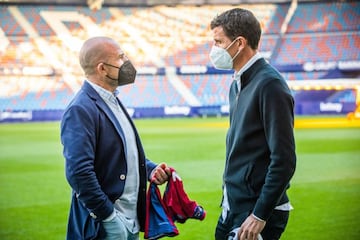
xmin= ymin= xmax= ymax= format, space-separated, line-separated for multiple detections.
xmin=90 ymin=212 xmax=97 ymax=219
xmin=120 ymin=174 xmax=126 ymax=180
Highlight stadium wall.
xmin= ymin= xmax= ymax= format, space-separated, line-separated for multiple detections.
xmin=0 ymin=101 xmax=356 ymax=123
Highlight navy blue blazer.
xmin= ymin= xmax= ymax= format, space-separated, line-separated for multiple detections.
xmin=61 ymin=81 xmax=157 ymax=239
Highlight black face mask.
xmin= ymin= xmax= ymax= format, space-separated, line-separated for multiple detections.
xmin=103 ymin=61 xmax=137 ymax=86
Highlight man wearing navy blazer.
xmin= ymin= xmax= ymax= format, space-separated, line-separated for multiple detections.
xmin=61 ymin=36 xmax=170 ymax=240
xmin=209 ymin=8 xmax=297 ymax=240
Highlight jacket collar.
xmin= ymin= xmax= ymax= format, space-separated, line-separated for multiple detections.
xmin=81 ymin=81 xmax=126 ymax=143
xmin=240 ymin=58 xmax=268 ymax=88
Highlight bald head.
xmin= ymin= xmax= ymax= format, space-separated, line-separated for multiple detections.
xmin=79 ymin=36 xmax=119 ymax=76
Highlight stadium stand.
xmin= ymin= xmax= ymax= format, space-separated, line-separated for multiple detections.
xmin=0 ymin=75 xmax=73 ymax=110
xmin=0 ymin=1 xmax=359 ymax=121
xmin=118 ymin=75 xmax=187 ymax=108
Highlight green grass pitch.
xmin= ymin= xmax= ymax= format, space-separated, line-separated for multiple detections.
xmin=0 ymin=117 xmax=359 ymax=239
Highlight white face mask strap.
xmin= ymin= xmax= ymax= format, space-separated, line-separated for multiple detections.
xmin=226 ymin=37 xmax=242 ymax=61
xmin=232 ymin=48 xmax=241 ymax=61
xmin=225 ymin=37 xmax=240 ymax=50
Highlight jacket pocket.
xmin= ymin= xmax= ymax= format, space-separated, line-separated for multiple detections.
xmin=246 ymin=162 xmax=266 ymax=196
xmin=67 ymin=194 xmax=104 ymax=240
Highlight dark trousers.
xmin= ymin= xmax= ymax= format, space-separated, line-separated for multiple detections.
xmin=215 ymin=210 xmax=289 ymax=240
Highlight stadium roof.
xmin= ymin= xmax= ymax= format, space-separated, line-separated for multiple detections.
xmin=0 ymin=0 xmax=322 ymax=7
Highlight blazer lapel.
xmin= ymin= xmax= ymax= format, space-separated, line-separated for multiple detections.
xmin=82 ymin=82 xmax=126 ymax=145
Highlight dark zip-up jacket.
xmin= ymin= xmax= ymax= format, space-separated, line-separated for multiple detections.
xmin=224 ymin=58 xmax=296 ymax=221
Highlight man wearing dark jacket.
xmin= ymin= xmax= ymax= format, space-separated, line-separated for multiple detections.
xmin=61 ymin=36 xmax=170 ymax=240
xmin=209 ymin=8 xmax=296 ymax=240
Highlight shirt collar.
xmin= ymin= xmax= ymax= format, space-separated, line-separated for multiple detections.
xmin=86 ymin=80 xmax=118 ymax=105
xmin=233 ymin=52 xmax=262 ymax=81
